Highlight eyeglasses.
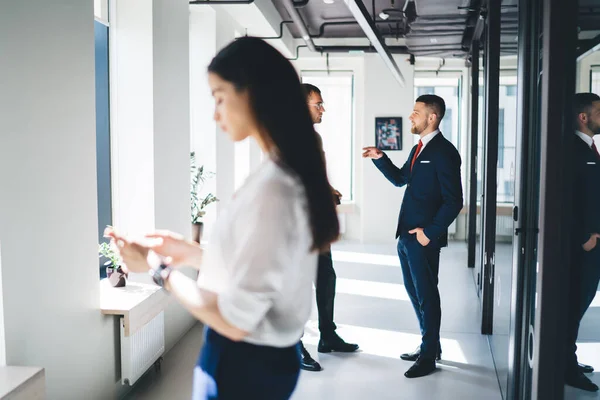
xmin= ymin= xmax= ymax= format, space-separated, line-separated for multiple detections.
xmin=308 ymin=102 xmax=325 ymax=110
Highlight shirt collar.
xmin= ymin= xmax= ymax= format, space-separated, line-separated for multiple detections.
xmin=575 ymin=130 xmax=594 ymax=148
xmin=420 ymin=129 xmax=440 ymax=147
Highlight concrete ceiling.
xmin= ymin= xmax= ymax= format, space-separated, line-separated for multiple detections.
xmin=268 ymin=0 xmax=599 ymax=59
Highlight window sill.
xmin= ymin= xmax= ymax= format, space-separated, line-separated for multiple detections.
xmin=337 ymin=203 xmax=357 ymax=214
xmin=0 ymin=366 xmax=45 ymax=400
xmin=99 ymin=279 xmax=170 ymax=337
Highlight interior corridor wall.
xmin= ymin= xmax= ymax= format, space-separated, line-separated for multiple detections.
xmin=361 ymin=54 xmax=416 ymax=244
xmin=0 ymin=1 xmax=117 ymax=398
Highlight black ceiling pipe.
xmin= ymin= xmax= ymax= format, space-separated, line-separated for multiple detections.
xmin=293 ymin=0 xmax=309 ymax=7
xmin=282 ymin=0 xmax=317 ymax=52
xmin=249 ymin=21 xmax=294 ymax=40
xmin=577 ymin=34 xmax=600 ymax=60
xmin=310 ymin=19 xmax=405 ymax=38
xmin=461 ymin=10 xmax=486 ymax=50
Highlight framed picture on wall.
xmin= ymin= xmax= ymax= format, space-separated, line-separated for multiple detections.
xmin=375 ymin=117 xmax=402 ymax=151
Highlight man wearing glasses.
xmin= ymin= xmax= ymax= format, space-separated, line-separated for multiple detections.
xmin=298 ymin=83 xmax=359 ymax=372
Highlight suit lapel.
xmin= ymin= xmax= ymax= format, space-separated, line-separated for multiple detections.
xmin=411 ymin=133 xmax=443 ymax=175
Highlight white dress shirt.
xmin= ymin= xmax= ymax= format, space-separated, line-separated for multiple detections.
xmin=575 ymin=130 xmax=595 ymax=148
xmin=414 ymin=129 xmax=440 ymax=158
xmin=197 ymin=158 xmax=317 ymax=348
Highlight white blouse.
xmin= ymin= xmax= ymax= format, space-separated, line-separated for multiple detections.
xmin=197 ymin=158 xmax=317 ymax=347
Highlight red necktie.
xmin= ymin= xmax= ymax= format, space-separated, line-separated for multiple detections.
xmin=592 ymin=142 xmax=600 ymax=160
xmin=410 ymin=140 xmax=423 ymax=171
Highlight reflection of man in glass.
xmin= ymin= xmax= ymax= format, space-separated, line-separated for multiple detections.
xmin=565 ymin=93 xmax=600 ymax=392
xmin=299 ymin=83 xmax=359 ymax=372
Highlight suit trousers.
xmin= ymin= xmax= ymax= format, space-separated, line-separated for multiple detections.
xmin=315 ymin=251 xmax=337 ymax=337
xmin=566 ymin=245 xmax=600 ymax=374
xmin=194 ymin=327 xmax=300 ymax=400
xmin=397 ymin=235 xmax=442 ymax=359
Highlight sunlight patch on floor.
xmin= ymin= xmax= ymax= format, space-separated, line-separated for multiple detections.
xmin=303 ymin=321 xmax=467 ymax=363
xmin=335 ymin=278 xmax=409 ymax=301
xmin=332 ymin=250 xmax=400 ymax=267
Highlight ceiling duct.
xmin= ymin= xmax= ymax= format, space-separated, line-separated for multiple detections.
xmin=342 ymin=0 xmax=406 ymax=86
xmin=282 ymin=0 xmax=317 ymax=52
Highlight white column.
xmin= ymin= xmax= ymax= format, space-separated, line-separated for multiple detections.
xmin=110 ymin=0 xmax=156 ymax=235
xmin=190 ymin=7 xmax=218 ymax=233
xmin=111 ymin=0 xmax=195 ymax=350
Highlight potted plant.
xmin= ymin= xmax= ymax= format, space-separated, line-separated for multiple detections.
xmin=191 ymin=151 xmax=218 ymax=243
xmin=99 ymin=242 xmax=128 ymax=287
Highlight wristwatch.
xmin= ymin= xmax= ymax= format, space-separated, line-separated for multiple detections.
xmin=149 ymin=264 xmax=173 ymax=288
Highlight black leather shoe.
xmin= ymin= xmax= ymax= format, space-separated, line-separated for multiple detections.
xmin=317 ymin=333 xmax=359 ymax=353
xmin=404 ymin=357 xmax=436 ymax=378
xmin=579 ymin=362 xmax=594 ymax=374
xmin=566 ymin=371 xmax=599 ymax=392
xmin=300 ymin=343 xmax=322 ymax=372
xmin=400 ymin=346 xmax=441 ymax=362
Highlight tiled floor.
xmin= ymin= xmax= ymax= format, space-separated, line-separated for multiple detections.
xmin=125 ymin=241 xmax=502 ymax=400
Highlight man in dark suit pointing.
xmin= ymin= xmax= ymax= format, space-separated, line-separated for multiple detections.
xmin=363 ymin=94 xmax=463 ymax=378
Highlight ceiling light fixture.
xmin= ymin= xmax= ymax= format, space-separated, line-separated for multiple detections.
xmin=343 ymin=0 xmax=405 ymax=86
xmin=323 ymin=0 xmax=335 ymax=4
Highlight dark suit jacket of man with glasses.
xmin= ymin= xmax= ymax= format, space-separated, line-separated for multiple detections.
xmin=363 ymin=94 xmax=463 ymax=379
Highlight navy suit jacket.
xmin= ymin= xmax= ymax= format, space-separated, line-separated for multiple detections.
xmin=571 ymin=134 xmax=600 ymax=248
xmin=373 ymin=133 xmax=463 ymax=248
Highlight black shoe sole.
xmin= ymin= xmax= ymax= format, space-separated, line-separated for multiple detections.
xmin=318 ymin=344 xmax=360 ymax=353
xmin=300 ymin=363 xmax=322 ymax=372
xmin=400 ymin=354 xmax=442 ymax=362
xmin=404 ymin=365 xmax=437 ymax=378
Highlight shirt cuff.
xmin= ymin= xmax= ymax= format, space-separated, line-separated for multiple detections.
xmin=218 ymin=288 xmax=272 ymax=333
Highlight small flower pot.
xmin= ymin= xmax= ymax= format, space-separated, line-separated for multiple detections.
xmin=192 ymin=222 xmax=204 ymax=244
xmin=106 ymin=266 xmax=128 ymax=288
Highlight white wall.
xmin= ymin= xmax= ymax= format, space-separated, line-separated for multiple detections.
xmin=360 ymin=54 xmax=416 ymax=244
xmin=152 ymin=0 xmax=196 ymax=352
xmin=0 ymin=1 xmax=196 ymax=398
xmin=0 ymin=1 xmax=117 ymax=398
xmin=293 ymin=53 xmax=416 ymax=244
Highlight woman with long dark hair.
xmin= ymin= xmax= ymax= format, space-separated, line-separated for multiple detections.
xmin=106 ymin=37 xmax=339 ymax=400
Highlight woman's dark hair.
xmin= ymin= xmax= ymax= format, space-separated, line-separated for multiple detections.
xmin=208 ymin=37 xmax=339 ymax=251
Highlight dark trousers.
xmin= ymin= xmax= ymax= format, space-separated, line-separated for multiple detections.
xmin=315 ymin=251 xmax=337 ymax=337
xmin=195 ymin=328 xmax=300 ymax=400
xmin=397 ymin=235 xmax=442 ymax=359
xmin=566 ymin=246 xmax=600 ymax=374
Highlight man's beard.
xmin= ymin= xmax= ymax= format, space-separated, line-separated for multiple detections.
xmin=587 ymin=120 xmax=600 ymax=135
xmin=411 ymin=121 xmax=428 ymax=135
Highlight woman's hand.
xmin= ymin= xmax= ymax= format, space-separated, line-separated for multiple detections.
xmin=145 ymin=230 xmax=203 ymax=268
xmin=104 ymin=227 xmax=152 ymax=273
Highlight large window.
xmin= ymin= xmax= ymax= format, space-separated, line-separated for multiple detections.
xmin=301 ymin=73 xmax=354 ymax=202
xmin=591 ymin=66 xmax=600 ymax=94
xmin=414 ymin=78 xmax=461 ymax=149
xmin=475 ymin=79 xmax=517 ymax=205
xmin=95 ymin=11 xmax=112 ymax=278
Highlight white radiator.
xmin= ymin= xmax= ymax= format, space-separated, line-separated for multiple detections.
xmin=476 ymin=214 xmax=514 ymax=237
xmin=120 ymin=311 xmax=165 ymax=386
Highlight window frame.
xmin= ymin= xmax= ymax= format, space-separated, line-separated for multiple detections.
xmin=300 ymin=70 xmax=356 ymax=203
